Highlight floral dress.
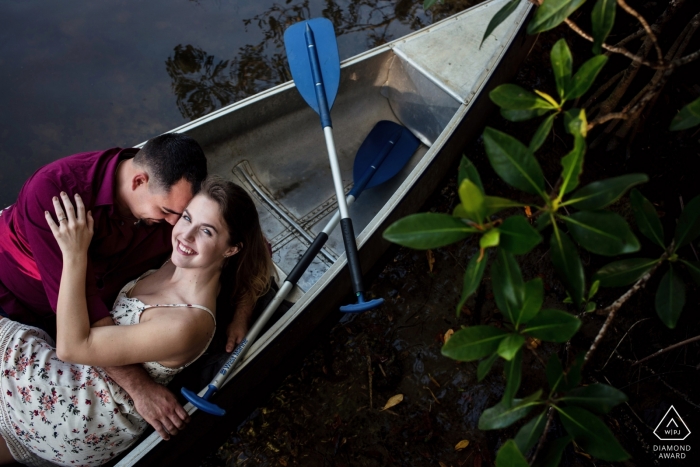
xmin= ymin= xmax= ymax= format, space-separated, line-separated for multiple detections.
xmin=0 ymin=271 xmax=215 ymax=466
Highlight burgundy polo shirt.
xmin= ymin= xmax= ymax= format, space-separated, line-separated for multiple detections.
xmin=0 ymin=148 xmax=173 ymax=328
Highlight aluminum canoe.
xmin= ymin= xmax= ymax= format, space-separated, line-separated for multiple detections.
xmin=116 ymin=0 xmax=533 ymax=464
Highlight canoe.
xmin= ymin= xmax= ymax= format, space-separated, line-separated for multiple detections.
xmin=116 ymin=0 xmax=533 ymax=464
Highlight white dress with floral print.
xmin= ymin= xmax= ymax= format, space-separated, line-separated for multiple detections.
xmin=0 ymin=271 xmax=215 ymax=467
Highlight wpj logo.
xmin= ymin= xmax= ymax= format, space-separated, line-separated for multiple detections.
xmin=652 ymin=405 xmax=691 ymax=460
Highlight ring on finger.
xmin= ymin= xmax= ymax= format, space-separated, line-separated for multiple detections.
xmin=58 ymin=216 xmax=67 ymax=223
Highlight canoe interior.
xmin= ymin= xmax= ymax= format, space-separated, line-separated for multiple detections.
xmin=185 ymin=47 xmax=446 ymax=294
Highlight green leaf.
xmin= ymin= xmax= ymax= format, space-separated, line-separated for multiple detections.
xmin=485 ymin=196 xmax=528 ymax=217
xmin=442 ymin=325 xmax=509 ymax=361
xmin=630 ymin=189 xmax=665 ymax=248
xmin=534 ymin=436 xmax=573 ymax=467
xmin=591 ymin=0 xmax=616 ymax=54
xmin=674 ymin=195 xmax=700 ymax=251
xmin=479 ymin=390 xmax=543 ymax=430
xmin=495 ymin=440 xmax=529 ymax=467
xmin=562 ymin=107 xmax=588 ymax=137
xmin=520 ymin=278 xmax=544 ymax=324
xmin=588 ymin=280 xmax=600 ymax=299
xmin=502 ymin=349 xmax=523 ymax=405
xmin=523 ymin=309 xmax=581 ymax=342
xmin=585 ymin=301 xmax=596 ymax=312
xmin=529 ymin=113 xmax=556 ymax=152
xmin=480 ymin=228 xmax=501 ymax=249
xmin=528 ymin=0 xmax=587 ymax=34
xmin=670 ymin=96 xmax=700 ymax=131
xmin=499 ymin=216 xmax=543 ymax=255
xmin=655 ymin=266 xmax=686 ymax=329
xmin=550 ymin=227 xmax=584 ymax=307
xmin=565 ymin=55 xmax=608 ymax=100
xmin=482 ymin=0 xmax=525 ymax=47
xmin=423 ymin=0 xmax=438 ymax=10
xmin=558 ymin=407 xmax=630 ymax=461
xmin=559 ymin=134 xmax=586 ymax=197
xmin=478 ymin=353 xmax=499 ymax=382
xmin=456 ymin=251 xmax=489 ymax=315
xmin=562 ymin=384 xmax=628 ymax=414
xmin=498 ymin=334 xmax=525 ymax=361
xmin=383 ymin=213 xmax=478 ymax=249
xmin=681 ymin=260 xmax=700 ymax=286
xmin=567 ymin=174 xmax=648 ymax=211
xmin=490 ymin=84 xmax=558 ymax=110
xmin=459 ymin=179 xmax=487 ymax=224
xmin=546 ymin=354 xmax=565 ymax=393
xmin=492 ymin=249 xmax=525 ymax=324
xmin=550 ymin=39 xmax=572 ymax=99
xmin=514 ymin=411 xmax=547 ymax=454
xmin=536 ymin=214 xmax=552 ymax=231
xmin=484 ymin=127 xmax=546 ymax=196
xmin=501 ymin=108 xmax=551 ymax=122
xmin=560 ymin=353 xmax=584 ymax=392
xmin=593 ymin=258 xmax=658 ymax=287
xmin=458 ymin=156 xmax=484 ymax=193
xmin=564 ymin=211 xmax=640 ymax=256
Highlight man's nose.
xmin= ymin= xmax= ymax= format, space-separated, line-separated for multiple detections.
xmin=165 ymin=213 xmax=180 ymax=226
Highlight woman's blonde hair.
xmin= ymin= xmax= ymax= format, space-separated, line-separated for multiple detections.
xmin=200 ymin=176 xmax=273 ymax=313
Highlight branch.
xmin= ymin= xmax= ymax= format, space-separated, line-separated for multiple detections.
xmin=617 ymin=0 xmax=664 ymax=62
xmin=632 ymin=334 xmax=700 ymax=366
xmin=587 ymin=112 xmax=629 ymax=131
xmin=584 ymin=249 xmax=669 ymax=367
xmin=529 ymin=407 xmax=554 ymax=464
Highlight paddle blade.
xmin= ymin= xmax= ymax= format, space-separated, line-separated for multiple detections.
xmin=353 ymin=121 xmax=420 ymax=190
xmin=284 ymin=18 xmax=340 ymax=114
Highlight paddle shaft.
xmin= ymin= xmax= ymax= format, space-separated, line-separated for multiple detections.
xmin=305 ymin=25 xmax=366 ymax=297
xmin=209 ymin=132 xmax=400 ymax=389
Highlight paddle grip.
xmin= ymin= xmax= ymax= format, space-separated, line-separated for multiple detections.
xmin=304 ymin=25 xmax=332 ymax=128
xmin=286 ymin=232 xmax=329 ymax=285
xmin=340 ymin=218 xmax=364 ymax=295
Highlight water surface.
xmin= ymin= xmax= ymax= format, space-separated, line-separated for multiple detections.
xmin=0 ymin=0 xmax=471 ymax=207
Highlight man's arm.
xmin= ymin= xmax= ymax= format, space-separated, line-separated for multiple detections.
xmin=225 ymin=301 xmax=254 ymax=352
xmin=93 ymin=316 xmax=190 ymax=440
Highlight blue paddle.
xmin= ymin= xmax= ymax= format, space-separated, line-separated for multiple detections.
xmin=181 ymin=121 xmax=420 ymax=416
xmin=284 ymin=18 xmax=382 ymax=313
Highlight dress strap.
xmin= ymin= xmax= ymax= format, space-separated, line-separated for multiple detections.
xmin=140 ymin=303 xmax=216 ymax=322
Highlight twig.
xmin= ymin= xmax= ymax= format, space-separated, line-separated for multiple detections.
xmin=529 ymin=407 xmax=554 ymax=464
xmin=582 ymin=69 xmax=625 ymax=110
xmin=366 ymin=353 xmax=373 ymax=409
xmin=617 ymin=0 xmax=664 ymax=62
xmin=632 ymin=335 xmax=700 ymax=366
xmin=587 ymin=112 xmax=629 ymax=131
xmin=423 ymin=386 xmax=441 ymax=404
xmin=585 ymin=252 xmax=668 ymax=366
xmin=600 ymin=318 xmax=650 ymax=371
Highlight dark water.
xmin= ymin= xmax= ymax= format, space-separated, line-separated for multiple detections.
xmin=0 ymin=0 xmax=471 ymax=208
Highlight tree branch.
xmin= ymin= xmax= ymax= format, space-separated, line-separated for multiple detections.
xmin=617 ymin=0 xmax=664 ymax=62
xmin=632 ymin=334 xmax=700 ymax=366
xmin=584 ymin=249 xmax=669 ymax=367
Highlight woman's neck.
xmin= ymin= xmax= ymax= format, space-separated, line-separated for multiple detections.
xmin=167 ymin=260 xmax=222 ymax=299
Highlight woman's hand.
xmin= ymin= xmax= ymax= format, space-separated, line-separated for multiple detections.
xmin=45 ymin=192 xmax=94 ymax=259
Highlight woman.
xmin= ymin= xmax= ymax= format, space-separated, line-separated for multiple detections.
xmin=0 ymin=177 xmax=272 ymax=466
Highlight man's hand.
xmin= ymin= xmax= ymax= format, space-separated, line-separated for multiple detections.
xmin=104 ymin=364 xmax=190 ymax=440
xmin=225 ymin=302 xmax=254 ymax=352
xmin=93 ymin=316 xmax=189 ymax=440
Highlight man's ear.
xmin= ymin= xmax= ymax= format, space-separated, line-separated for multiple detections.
xmin=132 ymin=172 xmax=149 ymax=191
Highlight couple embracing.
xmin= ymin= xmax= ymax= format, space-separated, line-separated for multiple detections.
xmin=0 ymin=133 xmax=273 ymax=466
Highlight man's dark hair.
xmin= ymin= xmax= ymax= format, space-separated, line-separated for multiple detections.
xmin=134 ymin=132 xmax=208 ymax=194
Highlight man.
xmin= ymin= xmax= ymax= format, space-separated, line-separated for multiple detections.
xmin=0 ymin=132 xmax=207 ymax=440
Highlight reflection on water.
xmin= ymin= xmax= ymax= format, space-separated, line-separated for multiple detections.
xmin=0 ymin=0 xmax=475 ymax=206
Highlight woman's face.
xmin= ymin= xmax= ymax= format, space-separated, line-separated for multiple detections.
xmin=170 ymin=194 xmax=239 ymax=269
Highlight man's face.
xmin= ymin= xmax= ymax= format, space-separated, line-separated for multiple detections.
xmin=134 ymin=178 xmax=193 ymax=226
